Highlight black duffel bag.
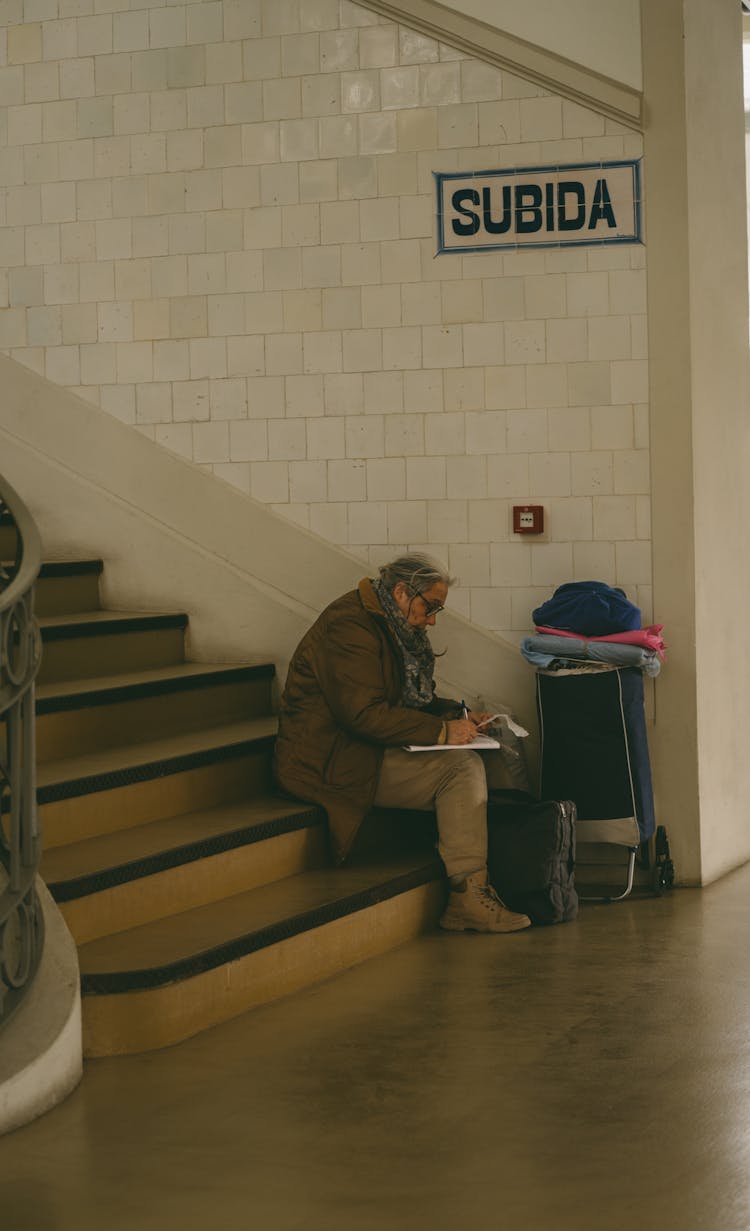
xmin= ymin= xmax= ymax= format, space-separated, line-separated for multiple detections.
xmin=487 ymin=789 xmax=578 ymax=926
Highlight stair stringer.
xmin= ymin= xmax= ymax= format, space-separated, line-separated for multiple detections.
xmin=355 ymin=0 xmax=642 ymax=129
xmin=0 ymin=353 xmax=539 ymax=764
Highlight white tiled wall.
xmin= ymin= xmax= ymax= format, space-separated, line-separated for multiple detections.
xmin=0 ymin=0 xmax=650 ymax=635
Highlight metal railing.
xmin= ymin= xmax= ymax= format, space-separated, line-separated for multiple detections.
xmin=0 ymin=476 xmax=43 ymax=1031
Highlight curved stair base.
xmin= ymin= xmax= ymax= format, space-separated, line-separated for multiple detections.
xmin=0 ymin=881 xmax=82 ymax=1136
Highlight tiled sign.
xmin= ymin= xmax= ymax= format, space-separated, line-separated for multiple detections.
xmin=435 ymin=159 xmax=642 ymax=254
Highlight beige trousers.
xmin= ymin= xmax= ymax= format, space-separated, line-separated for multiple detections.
xmin=373 ymin=747 xmax=496 ymax=879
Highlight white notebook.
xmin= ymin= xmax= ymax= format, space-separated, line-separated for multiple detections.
xmin=404 ymin=732 xmax=501 ymax=752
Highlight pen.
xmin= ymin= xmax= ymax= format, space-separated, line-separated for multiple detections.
xmin=460 ymin=699 xmax=469 ymax=720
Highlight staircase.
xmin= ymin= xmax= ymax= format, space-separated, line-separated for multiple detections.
xmin=1 ymin=519 xmax=443 ymax=1056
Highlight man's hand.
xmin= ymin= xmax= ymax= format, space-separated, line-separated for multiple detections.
xmin=445 ymin=719 xmax=479 ymax=745
xmin=468 ymin=710 xmax=494 ymax=727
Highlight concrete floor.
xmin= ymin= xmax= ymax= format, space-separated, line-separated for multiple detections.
xmin=4 ymin=865 xmax=750 ymax=1231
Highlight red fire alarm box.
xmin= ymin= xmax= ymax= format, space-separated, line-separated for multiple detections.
xmin=513 ymin=505 xmax=544 ymax=535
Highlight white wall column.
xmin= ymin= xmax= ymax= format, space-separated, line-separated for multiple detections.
xmin=643 ymin=0 xmax=750 ymax=884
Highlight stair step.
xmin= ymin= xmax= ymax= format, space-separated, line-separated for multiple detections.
xmin=2 ymin=558 xmax=102 ymax=613
xmin=38 ymin=610 xmax=188 ymax=683
xmin=43 ymin=796 xmax=328 ymax=944
xmin=44 ymin=794 xmax=323 ymax=895
xmin=0 ymin=516 xmax=18 ymax=560
xmin=37 ymin=717 xmax=278 ymax=848
xmin=80 ymin=857 xmax=440 ymax=987
xmin=34 ymin=560 xmax=103 ymax=616
xmin=37 ymin=716 xmax=277 ymax=800
xmin=36 ymin=661 xmax=275 ymax=761
xmin=79 ymin=854 xmax=444 ymax=1055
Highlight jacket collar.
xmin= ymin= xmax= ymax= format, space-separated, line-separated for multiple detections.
xmin=358 ymin=577 xmax=383 ymax=616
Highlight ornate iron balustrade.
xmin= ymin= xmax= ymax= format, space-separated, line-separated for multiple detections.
xmin=0 ymin=476 xmax=43 ymax=1030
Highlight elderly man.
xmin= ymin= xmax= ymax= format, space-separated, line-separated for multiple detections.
xmin=274 ymin=553 xmax=530 ymax=934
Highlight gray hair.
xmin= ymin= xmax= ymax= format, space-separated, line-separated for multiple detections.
xmin=378 ymin=553 xmax=455 ymax=595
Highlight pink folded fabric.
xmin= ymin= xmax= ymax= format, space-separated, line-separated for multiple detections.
xmin=535 ymin=624 xmax=666 ymax=659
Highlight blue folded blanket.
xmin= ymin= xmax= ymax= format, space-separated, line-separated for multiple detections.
xmin=521 ymin=634 xmax=661 ymax=677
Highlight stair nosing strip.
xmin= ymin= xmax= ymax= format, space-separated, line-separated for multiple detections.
xmin=37 ymin=560 xmax=104 ymax=578
xmin=48 ymin=804 xmax=327 ymax=902
xmin=80 ymin=862 xmax=441 ymax=995
xmin=40 ymin=613 xmax=188 ymax=641
xmin=36 ymin=663 xmax=275 ymax=714
xmin=35 ymin=733 xmax=276 ymax=806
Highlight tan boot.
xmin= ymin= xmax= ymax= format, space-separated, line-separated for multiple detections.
xmin=440 ymin=870 xmax=531 ymax=933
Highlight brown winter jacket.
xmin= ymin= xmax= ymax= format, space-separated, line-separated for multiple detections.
xmin=273 ymin=578 xmax=456 ymax=863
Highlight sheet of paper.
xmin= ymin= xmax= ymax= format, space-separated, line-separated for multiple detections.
xmin=480 ymin=713 xmax=529 ymax=738
xmin=404 ymin=733 xmax=501 ymax=752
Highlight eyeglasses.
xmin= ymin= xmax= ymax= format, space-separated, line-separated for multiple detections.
xmin=414 ymin=590 xmax=444 ymax=617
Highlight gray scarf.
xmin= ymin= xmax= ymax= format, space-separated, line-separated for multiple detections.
xmin=374 ymin=577 xmax=435 ymax=709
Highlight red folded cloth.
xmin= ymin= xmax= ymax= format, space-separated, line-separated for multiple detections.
xmin=535 ymin=624 xmax=666 ymax=659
